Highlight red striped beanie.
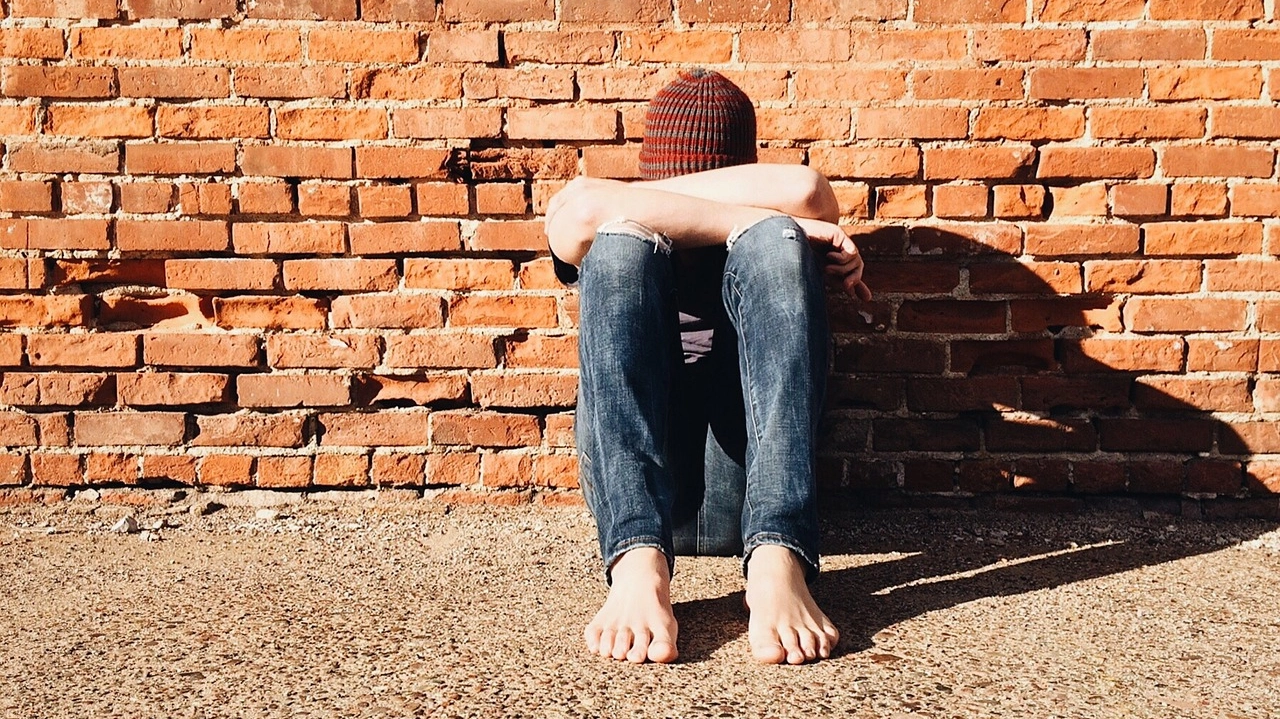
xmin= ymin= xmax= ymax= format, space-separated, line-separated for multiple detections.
xmin=638 ymin=68 xmax=757 ymax=181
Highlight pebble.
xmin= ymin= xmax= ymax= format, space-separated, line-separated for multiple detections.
xmin=111 ymin=516 xmax=139 ymax=534
xmin=256 ymin=509 xmax=283 ymax=521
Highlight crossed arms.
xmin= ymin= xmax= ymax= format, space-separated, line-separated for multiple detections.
xmin=543 ymin=164 xmax=871 ymax=300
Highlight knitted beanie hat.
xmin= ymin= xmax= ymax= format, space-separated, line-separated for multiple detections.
xmin=638 ymin=68 xmax=757 ymax=181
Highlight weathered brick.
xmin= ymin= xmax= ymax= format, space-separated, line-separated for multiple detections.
xmin=356 ymin=185 xmax=412 ymax=218
xmin=1125 ymin=298 xmax=1248 ymax=333
xmin=313 ymin=452 xmax=369 ymax=487
xmin=308 ymin=29 xmax=418 ymax=63
xmin=371 ymin=452 xmax=425 ymax=487
xmin=1031 ymin=68 xmax=1144 ymax=100
xmin=1038 ymin=147 xmax=1155 ymax=180
xmin=193 ymin=412 xmax=306 ymax=447
xmin=507 ymin=108 xmax=617 ymax=141
xmin=1036 ymin=0 xmax=1144 ymax=21
xmin=1232 ymin=184 xmax=1280 ymax=217
xmin=448 ymin=295 xmax=558 ymax=328
xmin=319 ymin=411 xmax=430 ymax=446
xmin=3 ymin=67 xmax=115 ymax=99
xmin=924 ymin=146 xmax=1035 ymax=180
xmin=119 ymin=67 xmax=229 ymax=99
xmin=234 ymin=67 xmax=346 ymax=99
xmin=332 ymin=294 xmax=444 ymax=329
xmin=471 ymin=372 xmax=577 ymax=409
xmin=47 ymin=105 xmax=153 ymax=138
xmin=875 ymin=185 xmax=928 ymax=219
xmin=1163 ymin=147 xmax=1274 ymax=178
xmin=677 ymin=0 xmax=788 ymax=22
xmin=199 ymin=454 xmax=254 ymax=487
xmin=232 ymin=222 xmax=346 ymax=254
xmin=189 ymin=28 xmax=301 ymax=62
xmin=117 ymin=220 xmax=230 ymax=252
xmin=247 ymin=0 xmax=357 ymax=20
xmin=621 ymin=31 xmax=732 ymax=64
xmin=256 ymin=455 xmax=312 ymax=488
xmin=75 ymin=411 xmax=186 ymax=446
xmin=1150 ymin=0 xmax=1263 ymax=20
xmin=849 ymin=29 xmax=967 ymax=62
xmin=355 ymin=373 xmax=467 ymax=406
xmin=144 ymin=333 xmax=260 ymax=368
xmin=71 ymin=27 xmax=180 ymax=59
xmin=276 ymin=108 xmax=388 ymax=141
xmin=973 ymin=29 xmax=1086 ymax=61
xmin=384 ymin=333 xmax=497 ymax=369
xmin=1092 ymin=29 xmax=1206 ymax=61
xmin=1085 ymin=260 xmax=1200 ymax=294
xmin=27 ymin=333 xmax=138 ymax=367
xmin=124 ymin=0 xmax=237 ymax=18
xmin=158 ymin=107 xmax=270 ymax=140
xmin=470 ymin=221 xmax=548 ymax=252
xmin=856 ymin=107 xmax=968 ymax=140
xmin=1213 ymin=30 xmax=1280 ymax=61
xmin=1111 ymin=183 xmax=1169 ymax=218
xmin=429 ymin=410 xmax=540 ymax=448
xmin=164 ymin=259 xmax=277 ymax=291
xmin=1150 ymin=68 xmax=1263 ymax=101
xmin=1143 ymin=222 xmax=1263 ymax=256
xmin=974 ymin=108 xmax=1084 ymax=141
xmin=355 ymin=147 xmax=451 ymax=180
xmin=405 ymin=259 xmax=515 ymax=291
xmin=266 ymin=334 xmax=380 ymax=369
xmin=237 ymin=374 xmax=350 ymax=408
xmin=504 ymin=31 xmax=613 ymax=64
xmin=348 ymin=222 xmax=460 ymax=254
xmin=1025 ymin=225 xmax=1139 ymax=257
xmin=1135 ymin=376 xmax=1253 ymax=413
xmin=8 ymin=143 xmax=119 ymax=175
xmin=125 ymin=143 xmax=236 ymax=175
xmin=1093 ymin=107 xmax=1205 ymax=140
xmin=1206 ymin=260 xmax=1280 ymax=292
xmin=282 ymin=259 xmax=397 ymax=291
xmin=117 ymin=372 xmax=230 ymax=406
xmin=213 ymin=296 xmax=328 ymax=329
xmin=393 ymin=108 xmax=502 ymax=139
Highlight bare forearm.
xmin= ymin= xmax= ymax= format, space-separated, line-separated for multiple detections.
xmin=637 ymin=164 xmax=840 ymax=223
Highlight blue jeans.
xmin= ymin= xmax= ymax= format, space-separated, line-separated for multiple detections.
xmin=575 ymin=216 xmax=828 ymax=581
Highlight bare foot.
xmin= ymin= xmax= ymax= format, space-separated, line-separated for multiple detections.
xmin=583 ymin=547 xmax=679 ymax=664
xmin=745 ymin=545 xmax=840 ymax=664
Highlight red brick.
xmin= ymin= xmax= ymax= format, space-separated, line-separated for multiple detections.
xmin=471 ymin=372 xmax=577 ymax=409
xmin=1187 ymin=460 xmax=1244 ymax=495
xmin=1144 ymin=221 xmax=1263 ymax=256
xmin=117 ymin=220 xmax=229 ymax=252
xmin=119 ymin=183 xmax=175 ymax=214
xmin=256 ymin=455 xmax=311 ymax=488
xmin=1025 ymin=224 xmax=1139 ymax=257
xmin=213 ymin=296 xmax=327 ymax=329
xmin=0 ymin=106 xmax=38 ymax=135
xmin=1232 ymin=184 xmax=1280 ymax=217
xmin=676 ymin=0 xmax=788 ymax=22
xmin=3 ymin=67 xmax=114 ymax=98
xmin=1 ymin=373 xmax=113 ymax=407
xmin=504 ymin=31 xmax=612 ymax=64
xmin=117 ymin=372 xmax=230 ymax=406
xmin=794 ymin=69 xmax=906 ymax=104
xmin=295 ymin=184 xmax=350 ymax=217
xmin=276 ymin=108 xmax=388 ymax=141
xmin=392 ymin=108 xmax=502 ymax=140
xmin=429 ymin=410 xmax=540 ymax=448
xmin=308 ymin=29 xmax=417 ymax=63
xmin=353 ymin=68 xmax=460 ymax=101
xmin=1036 ymin=0 xmax=1143 ymax=20
xmin=470 ymin=221 xmax=548 ymax=252
xmin=332 ymin=295 xmax=445 ymax=329
xmin=0 ymin=181 xmax=53 ymax=213
xmin=469 ymin=148 xmax=578 ymax=181
xmin=1032 ymin=68 xmax=1144 ymax=100
xmin=371 ymin=452 xmax=424 ymax=487
xmin=235 ymin=182 xmax=292 ymax=215
xmin=188 ymin=28 xmax=300 ymax=62
xmin=448 ymin=295 xmax=558 ymax=328
xmin=125 ymin=143 xmax=235 ymax=175
xmin=1111 ymin=183 xmax=1169 ymax=217
xmin=1093 ymin=108 xmax=1205 ymax=140
xmin=1135 ymin=376 xmax=1253 ymax=413
xmin=283 ymin=259 xmax=397 ymax=292
xmin=232 ymin=222 xmax=345 ymax=254
xmin=30 ymin=454 xmax=81 ymax=487
xmin=1213 ymin=30 xmax=1280 ymax=61
xmin=164 ymin=259 xmax=276 ymax=291
xmin=359 ymin=0 xmax=436 ymax=19
xmin=83 ymin=452 xmax=139 ymax=484
xmin=144 ymin=333 xmax=260 ymax=368
xmin=503 ymin=333 xmax=578 ymax=370
xmin=355 ymin=147 xmax=451 ymax=180
xmin=425 ymin=29 xmax=498 ymax=63
xmin=356 ymin=374 xmax=467 ymax=406
xmin=1214 ymin=107 xmax=1280 ymax=141
xmin=384 ymin=333 xmax=497 ymax=369
xmin=313 ymin=453 xmax=369 ymax=487
xmin=1038 ymin=147 xmax=1155 ymax=180
xmin=246 ymin=0 xmax=357 ymax=19
xmin=75 ymin=411 xmax=186 ymax=446
xmin=620 ymin=31 xmax=732 ymax=63
xmin=1150 ymin=68 xmax=1263 ymax=101
xmin=245 ymin=147 xmax=353 ymax=179
xmin=441 ymin=0 xmax=551 ymax=21
xmin=1063 ymin=337 xmax=1185 ymax=373
xmin=405 ymin=259 xmax=515 ymax=291
xmin=46 ymin=105 xmax=152 ymax=138
xmin=236 ymin=374 xmax=349 ymax=408
xmin=1206 ymin=260 xmax=1280 ymax=292
xmin=993 ymin=185 xmax=1048 ymax=219
xmin=968 ymin=261 xmax=1079 ymax=294
xmin=0 ymin=27 xmax=65 ymax=58
xmin=507 ymin=108 xmax=617 ymax=141
xmin=973 ymin=29 xmax=1086 ymax=61
xmin=1012 ymin=296 xmax=1122 ymax=332
xmin=875 ymin=185 xmax=927 ymax=219
xmin=924 ymin=146 xmax=1035 ymax=180
xmin=124 ymin=0 xmax=237 ymax=18
xmin=1188 ymin=338 xmax=1257 ymax=372
xmin=1163 ymin=147 xmax=1274 ymax=179
xmin=1085 ymin=259 xmax=1200 ymax=294
xmin=157 ymin=106 xmax=270 ymax=140
xmin=355 ymin=186 xmax=411 ymax=218
xmin=8 ymin=143 xmax=119 ymax=175
xmin=71 ymin=27 xmax=180 ymax=59
xmin=1246 ymin=462 xmax=1280 ymax=494
xmin=913 ymin=68 xmax=1023 ymax=101
xmin=973 ymin=108 xmax=1084 ymax=141
xmin=97 ymin=292 xmax=213 ymax=331
xmin=0 ymin=454 xmax=27 ymax=485
xmin=422 ymin=451 xmax=477 ymax=485
xmin=52 ymin=259 xmax=165 ymax=287
xmin=193 ymin=412 xmax=305 ymax=447
xmin=266 ymin=334 xmax=380 ymax=369
xmin=197 ymin=454 xmax=253 ymax=487
xmin=479 ymin=450 xmax=533 ymax=489
xmin=1150 ymin=0 xmax=1263 ymax=20
xmin=474 ymin=183 xmax=527 ymax=216
xmin=27 ymin=333 xmax=136 ymax=368
xmin=0 ymin=336 xmax=21 ymax=367
xmin=0 ymin=296 xmax=90 ymax=328
xmin=856 ymin=107 xmax=967 ymax=139
xmin=0 ymin=412 xmax=39 ymax=446
xmin=912 ymin=0 xmax=1021 ymax=21
xmin=1050 ymin=185 xmax=1109 ymax=217
xmin=119 ymin=67 xmax=229 ymax=99
xmin=318 ymin=412 xmax=430 ymax=447
xmin=234 ymin=67 xmax=346 ymax=99
xmin=562 ymin=0 xmax=670 ymax=21
xmin=1092 ymin=29 xmax=1206 ymax=61
xmin=579 ymin=68 xmax=676 ymax=102
xmin=1126 ymin=298 xmax=1247 ymax=333
xmin=1224 ymin=423 xmax=1280 ymax=454
xmin=849 ymin=29 xmax=966 ymax=62
xmin=908 ymin=222 xmax=1021 ymax=256
xmin=348 ymin=221 xmax=461 ymax=254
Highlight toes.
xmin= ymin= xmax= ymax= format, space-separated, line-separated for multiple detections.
xmin=649 ymin=639 xmax=678 ymax=664
xmin=799 ymin=629 xmax=819 ymax=662
xmin=750 ymin=630 xmax=788 ymax=664
xmin=583 ymin=624 xmax=601 ymax=654
xmin=610 ymin=627 xmax=634 ymax=661
xmin=625 ymin=629 xmax=650 ymax=664
xmin=597 ymin=628 xmax=617 ymax=659
xmin=780 ymin=627 xmax=806 ymax=665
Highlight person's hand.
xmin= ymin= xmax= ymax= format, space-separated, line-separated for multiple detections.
xmin=792 ymin=217 xmax=872 ymax=301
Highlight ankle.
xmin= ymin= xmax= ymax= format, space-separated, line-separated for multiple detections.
xmin=610 ymin=547 xmax=669 ymax=584
xmin=747 ymin=545 xmax=805 ymax=582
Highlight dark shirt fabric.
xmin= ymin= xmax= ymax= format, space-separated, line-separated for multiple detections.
xmin=552 ymin=245 xmax=727 ymax=364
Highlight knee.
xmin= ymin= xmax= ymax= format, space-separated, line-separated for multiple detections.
xmin=580 ymin=229 xmax=670 ymax=286
xmin=723 ymin=217 xmax=822 ymax=294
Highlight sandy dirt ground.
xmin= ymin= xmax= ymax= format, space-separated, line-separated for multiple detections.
xmin=1 ymin=492 xmax=1278 ymax=719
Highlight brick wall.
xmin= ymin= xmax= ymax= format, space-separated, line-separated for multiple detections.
xmin=1 ymin=1 xmax=1277 ymax=516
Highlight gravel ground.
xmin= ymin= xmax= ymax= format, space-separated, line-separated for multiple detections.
xmin=1 ymin=492 xmax=1278 ymax=719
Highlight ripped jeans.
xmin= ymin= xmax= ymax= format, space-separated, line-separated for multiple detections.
xmin=575 ymin=215 xmax=829 ymax=581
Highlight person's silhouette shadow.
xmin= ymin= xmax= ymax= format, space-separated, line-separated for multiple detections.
xmin=673 ymin=222 xmax=1277 ymax=662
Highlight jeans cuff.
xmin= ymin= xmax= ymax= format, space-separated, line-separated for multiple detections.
xmin=603 ymin=536 xmax=674 ymax=585
xmin=742 ymin=532 xmax=820 ymax=584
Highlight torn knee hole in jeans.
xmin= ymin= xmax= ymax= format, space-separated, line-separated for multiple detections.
xmin=597 ymin=218 xmax=673 ymax=255
xmin=727 ymin=216 xmax=797 ymax=251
